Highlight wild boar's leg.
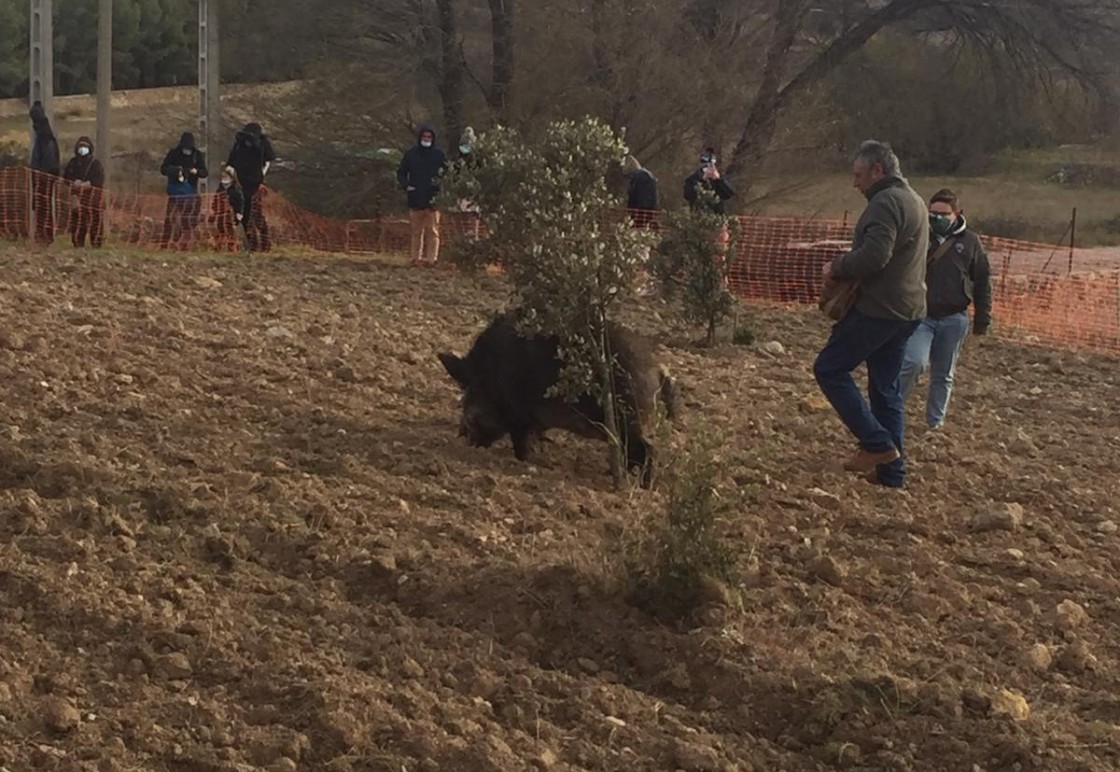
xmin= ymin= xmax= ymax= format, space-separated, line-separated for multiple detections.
xmin=510 ymin=425 xmax=534 ymax=461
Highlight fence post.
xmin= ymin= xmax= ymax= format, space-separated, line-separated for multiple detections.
xmin=1068 ymin=207 xmax=1077 ymax=275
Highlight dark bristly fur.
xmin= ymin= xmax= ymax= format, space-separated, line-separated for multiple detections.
xmin=438 ymin=311 xmax=679 ymax=487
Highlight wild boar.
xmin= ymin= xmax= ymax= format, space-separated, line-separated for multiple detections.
xmin=437 ymin=311 xmax=678 ymax=486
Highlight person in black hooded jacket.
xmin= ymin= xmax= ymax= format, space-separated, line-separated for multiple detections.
xmin=62 ymin=136 xmax=106 ymax=248
xmin=684 ymin=148 xmax=734 ymax=215
xmin=226 ymin=122 xmax=276 ymax=252
xmin=396 ymin=123 xmax=447 ymax=264
xmin=159 ymin=131 xmax=208 ymax=249
xmin=29 ymin=101 xmax=61 ymax=245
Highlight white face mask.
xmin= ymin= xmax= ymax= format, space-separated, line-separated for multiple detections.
xmin=420 ymin=139 xmax=433 ymax=148
xmin=459 ymin=144 xmax=471 ymax=155
xmin=220 ymin=177 xmax=232 ymax=187
xmin=77 ymin=146 xmax=90 ymax=157
xmin=183 ymin=149 xmax=193 ymax=156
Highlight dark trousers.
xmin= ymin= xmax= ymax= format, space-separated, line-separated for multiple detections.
xmin=71 ymin=192 xmax=104 ymax=248
xmin=31 ymin=175 xmax=57 ymax=245
xmin=244 ymin=186 xmax=271 ymax=252
xmin=159 ymin=195 xmax=201 ymax=249
xmin=813 ymin=309 xmax=921 ymax=486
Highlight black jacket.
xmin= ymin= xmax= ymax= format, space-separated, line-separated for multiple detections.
xmin=161 ymin=132 xmax=208 ymax=195
xmin=226 ymin=123 xmax=276 ymax=191
xmin=926 ymin=215 xmax=992 ymax=332
xmin=396 ymin=123 xmax=447 ymax=210
xmin=62 ymin=137 xmax=105 ymax=188
xmin=223 ymin=184 xmax=246 ymax=220
xmin=684 ymin=170 xmax=733 ymax=214
xmin=30 ymin=110 xmax=61 ymax=176
xmin=627 ymin=169 xmax=659 ymax=211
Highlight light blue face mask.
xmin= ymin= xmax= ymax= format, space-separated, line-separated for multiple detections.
xmin=459 ymin=144 xmax=471 ymax=155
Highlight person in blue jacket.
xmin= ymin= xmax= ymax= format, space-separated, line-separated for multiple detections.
xmin=159 ymin=132 xmax=207 ymax=249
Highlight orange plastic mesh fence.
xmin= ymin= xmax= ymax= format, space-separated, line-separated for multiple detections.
xmin=3 ymin=167 xmax=1118 ymax=357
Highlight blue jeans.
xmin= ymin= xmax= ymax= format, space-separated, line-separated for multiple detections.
xmin=899 ymin=312 xmax=970 ymax=428
xmin=814 ymin=310 xmax=921 ymax=487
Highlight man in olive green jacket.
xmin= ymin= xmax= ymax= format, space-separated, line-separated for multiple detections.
xmin=814 ymin=140 xmax=928 ymax=488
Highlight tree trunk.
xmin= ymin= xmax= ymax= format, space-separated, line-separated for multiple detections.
xmin=590 ymin=0 xmax=615 ymax=98
xmin=725 ymin=0 xmax=925 ymax=189
xmin=435 ymin=0 xmax=465 ymax=147
xmin=487 ymin=0 xmax=515 ymax=122
xmin=595 ymin=312 xmax=624 ymax=489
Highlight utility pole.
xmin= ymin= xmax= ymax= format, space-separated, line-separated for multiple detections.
xmin=198 ymin=0 xmax=221 ymax=195
xmin=29 ymin=0 xmax=53 ymax=238
xmin=28 ymin=0 xmax=53 ymax=120
xmin=96 ymin=0 xmax=112 ymax=190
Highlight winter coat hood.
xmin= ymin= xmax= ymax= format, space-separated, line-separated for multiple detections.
xmin=235 ymin=123 xmax=264 ymax=148
xmin=29 ymin=101 xmax=52 ymax=132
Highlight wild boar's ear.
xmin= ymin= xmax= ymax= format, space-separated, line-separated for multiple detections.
xmin=438 ymin=352 xmax=471 ymax=388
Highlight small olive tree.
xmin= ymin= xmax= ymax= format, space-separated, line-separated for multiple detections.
xmin=439 ymin=118 xmax=659 ymax=486
xmin=648 ymin=190 xmax=737 ymax=345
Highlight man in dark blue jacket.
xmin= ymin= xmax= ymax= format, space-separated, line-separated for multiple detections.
xmin=159 ymin=131 xmax=207 ymax=249
xmin=396 ymin=123 xmax=447 ymax=264
xmin=29 ymin=101 xmax=61 ymax=245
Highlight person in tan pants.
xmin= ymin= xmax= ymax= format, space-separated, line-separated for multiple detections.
xmin=409 ymin=207 xmax=441 ymax=263
xmin=396 ymin=123 xmax=447 ymax=264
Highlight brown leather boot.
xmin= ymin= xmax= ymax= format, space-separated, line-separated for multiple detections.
xmin=843 ymin=448 xmax=900 ymax=473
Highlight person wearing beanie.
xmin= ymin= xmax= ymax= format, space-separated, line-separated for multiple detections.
xmin=214 ymin=165 xmax=249 ymax=251
xmin=226 ymin=122 xmax=277 ymax=252
xmin=159 ymin=131 xmax=208 ymax=250
xmin=898 ymin=188 xmax=992 ymax=430
xmin=451 ymin=126 xmax=482 ymax=238
xmin=62 ymin=136 xmax=106 ymax=248
xmin=396 ymin=123 xmax=447 ymax=264
xmin=456 ymin=127 xmax=477 ymax=163
xmin=29 ymin=101 xmax=61 ymax=245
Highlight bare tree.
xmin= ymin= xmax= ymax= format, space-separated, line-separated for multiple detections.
xmin=436 ymin=0 xmax=467 ymax=143
xmin=487 ymin=0 xmax=515 ymax=121
xmin=724 ymin=0 xmax=1120 ymax=189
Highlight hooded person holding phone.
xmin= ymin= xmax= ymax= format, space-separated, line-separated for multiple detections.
xmin=684 ymin=148 xmax=734 ymax=215
xmin=159 ymin=131 xmax=208 ymax=249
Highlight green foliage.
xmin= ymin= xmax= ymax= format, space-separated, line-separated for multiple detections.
xmin=0 ymin=0 xmax=27 ymax=98
xmin=441 ymin=117 xmax=657 ymax=400
xmin=439 ymin=117 xmax=658 ymax=486
xmin=0 ymin=0 xmax=197 ymax=98
xmin=731 ymin=322 xmax=756 ymax=346
xmin=626 ymin=430 xmax=738 ymax=621
xmin=649 ymin=191 xmax=736 ymax=344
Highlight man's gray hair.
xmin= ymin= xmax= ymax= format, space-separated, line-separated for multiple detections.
xmin=853 ymin=140 xmax=901 ymax=177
